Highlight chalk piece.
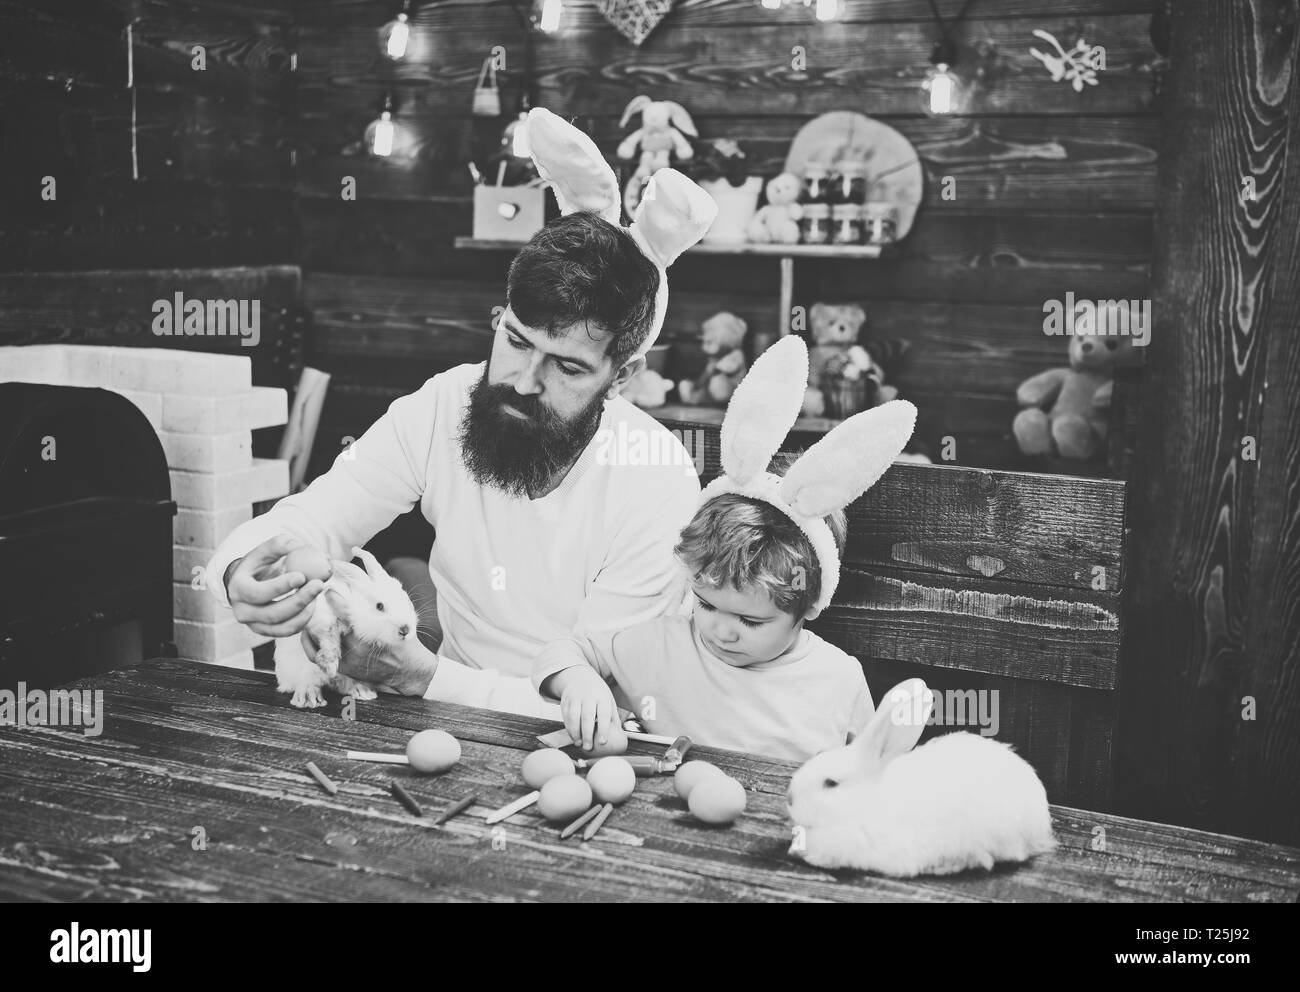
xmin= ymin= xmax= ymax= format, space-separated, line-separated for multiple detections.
xmin=434 ymin=794 xmax=478 ymax=826
xmin=583 ymin=803 xmax=615 ymax=841
xmin=305 ymin=761 xmax=338 ymax=796
xmin=485 ymin=791 xmax=539 ymax=825
xmin=390 ymin=780 xmax=423 ymax=817
xmin=346 ymin=750 xmax=410 ymax=764
xmin=559 ymin=805 xmax=602 ymax=839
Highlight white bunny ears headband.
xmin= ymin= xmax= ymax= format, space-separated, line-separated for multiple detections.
xmin=699 ymin=336 xmax=918 ymax=618
xmin=522 ymin=107 xmax=718 ymax=356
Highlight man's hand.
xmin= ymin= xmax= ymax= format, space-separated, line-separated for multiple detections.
xmin=551 ymin=666 xmax=618 ymax=752
xmin=301 ymin=628 xmax=439 ymax=697
xmin=227 ymin=535 xmax=326 ymax=637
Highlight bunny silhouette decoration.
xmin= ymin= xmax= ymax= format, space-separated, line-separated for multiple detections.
xmin=524 ymin=107 xmax=717 ymax=357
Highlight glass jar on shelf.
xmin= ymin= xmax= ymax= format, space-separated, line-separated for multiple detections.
xmin=863 ymin=202 xmax=900 ymax=245
xmin=798 ymin=203 xmax=831 ymax=244
xmin=830 ymin=204 xmax=864 ymax=245
xmin=829 ymin=160 xmax=868 ymax=205
xmin=800 ymin=165 xmax=830 ymax=205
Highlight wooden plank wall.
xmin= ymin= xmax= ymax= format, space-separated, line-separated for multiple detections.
xmin=1121 ymin=0 xmax=1300 ymax=846
xmin=0 ymin=266 xmax=306 ymax=393
xmin=295 ymin=0 xmax=1162 ymax=479
xmin=0 ymin=0 xmax=297 ymax=271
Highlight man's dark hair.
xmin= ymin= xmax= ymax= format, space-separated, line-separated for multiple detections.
xmin=507 ymin=212 xmax=661 ymax=368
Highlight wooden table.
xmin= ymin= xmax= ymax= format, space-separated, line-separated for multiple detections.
xmin=2 ymin=659 xmax=1297 ymax=903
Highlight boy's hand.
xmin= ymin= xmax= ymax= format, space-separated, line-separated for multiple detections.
xmin=558 ymin=666 xmax=619 ymax=752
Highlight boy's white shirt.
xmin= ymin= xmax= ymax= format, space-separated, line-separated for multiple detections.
xmin=205 ymin=362 xmax=700 ymax=716
xmin=532 ymin=615 xmax=876 ymax=762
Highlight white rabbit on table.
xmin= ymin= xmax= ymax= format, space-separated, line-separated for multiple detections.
xmin=787 ymin=678 xmax=1058 ymax=876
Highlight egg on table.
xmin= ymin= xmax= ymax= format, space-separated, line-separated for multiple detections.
xmin=586 ymin=757 xmax=636 ymax=805
xmin=687 ymin=774 xmax=747 ymax=825
xmin=537 ymin=774 xmax=593 ymax=822
xmin=674 ymin=760 xmax=725 ymax=801
xmin=522 ymin=748 xmax=576 ymax=789
xmin=406 ymin=729 xmax=461 ymax=774
xmin=579 ymin=722 xmax=628 ymax=757
xmin=282 ymin=545 xmax=332 ymax=584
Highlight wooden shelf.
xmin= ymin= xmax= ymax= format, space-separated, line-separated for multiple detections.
xmin=456 ymin=235 xmax=893 ymax=338
xmin=650 ymin=403 xmax=840 ymax=435
xmin=455 ymin=237 xmax=887 ymax=259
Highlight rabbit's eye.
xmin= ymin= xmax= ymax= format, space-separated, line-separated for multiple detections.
xmin=823 ymin=778 xmax=839 ymax=789
xmin=1104 ymin=340 xmax=1118 ymax=351
xmin=376 ymin=602 xmax=385 ymax=612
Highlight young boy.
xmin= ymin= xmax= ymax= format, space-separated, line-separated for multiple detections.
xmin=532 ymin=455 xmax=874 ymax=763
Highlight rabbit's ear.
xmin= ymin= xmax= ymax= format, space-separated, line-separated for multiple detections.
xmin=778 ymin=399 xmax=917 ymax=518
xmin=526 ymin=108 xmax=620 ymax=225
xmin=855 ymin=679 xmax=933 ymax=766
xmin=350 ymin=545 xmax=388 ymax=582
xmin=628 ymin=168 xmax=718 ymax=269
xmin=330 ymin=561 xmax=369 ymax=587
xmin=619 ymin=94 xmax=652 ymax=129
xmin=662 ymin=101 xmax=698 ymax=137
xmin=718 ymin=335 xmax=808 ymax=485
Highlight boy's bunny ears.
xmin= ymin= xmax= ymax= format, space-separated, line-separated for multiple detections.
xmin=525 ymin=107 xmax=717 ymax=356
xmin=699 ymin=335 xmax=917 ymax=618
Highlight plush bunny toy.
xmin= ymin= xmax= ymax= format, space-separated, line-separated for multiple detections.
xmin=525 ymin=107 xmax=717 ymax=357
xmin=786 ymin=677 xmax=1058 ymax=876
xmin=615 ymin=95 xmax=698 ymax=216
xmin=698 ymin=333 xmax=917 ymax=620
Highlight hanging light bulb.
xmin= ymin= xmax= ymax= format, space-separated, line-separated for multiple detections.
xmin=366 ymin=95 xmax=396 ymax=157
xmin=921 ymin=39 xmax=967 ymax=115
xmin=814 ymin=0 xmax=840 ymax=20
xmin=380 ymin=1 xmax=413 ymax=60
xmin=536 ymin=0 xmax=563 ymax=34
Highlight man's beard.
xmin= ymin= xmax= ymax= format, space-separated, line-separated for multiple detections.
xmin=457 ymin=367 xmax=608 ymax=498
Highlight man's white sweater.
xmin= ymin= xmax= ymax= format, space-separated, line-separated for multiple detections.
xmin=205 ymin=362 xmax=701 ymax=714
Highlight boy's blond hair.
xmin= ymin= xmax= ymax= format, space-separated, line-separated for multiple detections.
xmin=673 ymin=453 xmax=848 ymax=618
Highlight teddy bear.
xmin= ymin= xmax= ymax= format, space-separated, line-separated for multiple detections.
xmin=622 ymin=368 xmax=674 ymax=409
xmin=616 ymin=95 xmax=697 ymax=216
xmin=802 ymin=303 xmax=897 ymax=418
xmin=678 ymin=311 xmax=748 ymax=406
xmin=1013 ymin=327 xmax=1137 ymax=460
xmin=745 ymin=172 xmax=803 ymax=244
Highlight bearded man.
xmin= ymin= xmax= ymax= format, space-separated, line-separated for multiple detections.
xmin=205 ymin=209 xmax=704 ymax=712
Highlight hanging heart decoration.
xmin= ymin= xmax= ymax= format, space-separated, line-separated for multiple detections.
xmin=597 ymin=0 xmax=676 ymax=46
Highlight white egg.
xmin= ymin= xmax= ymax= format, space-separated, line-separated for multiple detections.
xmin=405 ymin=730 xmax=460 ymax=774
xmin=674 ymin=760 xmax=725 ymax=801
xmin=521 ymin=748 xmax=576 ymax=789
xmin=580 ymin=723 xmax=628 ymax=757
xmin=538 ymin=774 xmax=593 ymax=822
xmin=688 ymin=775 xmax=747 ymax=825
xmin=586 ymin=757 xmax=636 ymax=805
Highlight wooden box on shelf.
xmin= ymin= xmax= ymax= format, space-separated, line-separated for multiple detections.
xmin=472 ymin=186 xmax=546 ymax=242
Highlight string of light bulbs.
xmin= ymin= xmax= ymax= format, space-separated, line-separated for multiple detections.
xmin=760 ymin=0 xmax=842 ymax=21
xmin=756 ymin=0 xmax=978 ymax=112
xmin=366 ymin=2 xmax=562 ymax=157
xmin=922 ymin=0 xmax=977 ymax=115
